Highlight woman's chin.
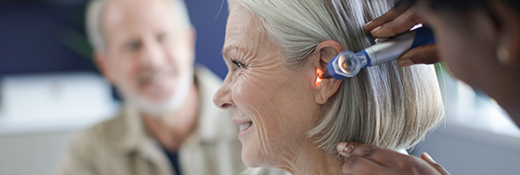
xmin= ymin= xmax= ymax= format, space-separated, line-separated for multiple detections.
xmin=241 ymin=146 xmax=264 ymax=168
xmin=241 ymin=154 xmax=258 ymax=167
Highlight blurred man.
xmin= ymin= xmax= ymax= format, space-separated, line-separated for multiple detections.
xmin=53 ymin=0 xmax=284 ymax=174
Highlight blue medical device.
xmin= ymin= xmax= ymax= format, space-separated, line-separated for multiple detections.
xmin=322 ymin=26 xmax=435 ymax=79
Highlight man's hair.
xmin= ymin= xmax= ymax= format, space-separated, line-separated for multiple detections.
xmin=85 ymin=0 xmax=192 ymax=52
xmin=229 ymin=0 xmax=444 ymax=156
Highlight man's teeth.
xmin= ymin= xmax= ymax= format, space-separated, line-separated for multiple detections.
xmin=239 ymin=122 xmax=252 ymax=131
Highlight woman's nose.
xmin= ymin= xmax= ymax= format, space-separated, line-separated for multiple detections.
xmin=213 ymin=79 xmax=235 ymax=109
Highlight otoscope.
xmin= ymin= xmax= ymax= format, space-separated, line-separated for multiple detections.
xmin=321 ymin=26 xmax=435 ymax=79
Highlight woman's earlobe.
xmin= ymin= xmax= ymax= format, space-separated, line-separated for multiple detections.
xmin=314 ymin=77 xmax=342 ymax=105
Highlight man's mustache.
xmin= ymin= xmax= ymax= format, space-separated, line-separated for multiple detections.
xmin=137 ymin=68 xmax=178 ymax=87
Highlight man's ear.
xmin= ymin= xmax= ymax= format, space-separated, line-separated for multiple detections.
xmin=312 ymin=40 xmax=344 ymax=104
xmin=94 ymin=52 xmax=115 ymax=83
xmin=188 ymin=26 xmax=197 ymax=51
xmin=492 ymin=0 xmax=520 ymax=66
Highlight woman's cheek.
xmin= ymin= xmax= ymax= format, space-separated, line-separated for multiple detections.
xmin=232 ymin=78 xmax=247 ymax=107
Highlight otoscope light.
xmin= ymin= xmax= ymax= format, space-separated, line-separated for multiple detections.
xmin=315 ymin=69 xmax=324 ymax=86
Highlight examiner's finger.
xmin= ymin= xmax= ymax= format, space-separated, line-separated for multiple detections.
xmin=341 ymin=156 xmax=386 ymax=175
xmin=364 ymin=2 xmax=413 ymax=33
xmin=370 ymin=7 xmax=422 ymax=38
xmin=397 ymin=44 xmax=439 ymax=67
xmin=421 ymin=153 xmax=451 ymax=175
xmin=337 ymin=142 xmax=405 ymax=164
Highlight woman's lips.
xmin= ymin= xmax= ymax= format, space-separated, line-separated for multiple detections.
xmin=233 ymin=119 xmax=253 ymax=139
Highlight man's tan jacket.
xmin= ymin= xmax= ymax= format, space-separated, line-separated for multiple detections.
xmin=53 ymin=67 xmax=286 ymax=175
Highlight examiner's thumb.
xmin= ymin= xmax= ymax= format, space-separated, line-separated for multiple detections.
xmin=421 ymin=152 xmax=436 ymax=163
xmin=397 ymin=44 xmax=439 ymax=67
xmin=421 ymin=152 xmax=451 ymax=175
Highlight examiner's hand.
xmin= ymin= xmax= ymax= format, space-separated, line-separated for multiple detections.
xmin=364 ymin=3 xmax=440 ymax=67
xmin=336 ymin=142 xmax=450 ymax=175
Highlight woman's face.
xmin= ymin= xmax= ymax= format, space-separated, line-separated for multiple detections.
xmin=214 ymin=3 xmax=322 ymax=167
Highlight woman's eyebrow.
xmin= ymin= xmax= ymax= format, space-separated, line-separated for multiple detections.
xmin=222 ymin=45 xmax=246 ymax=59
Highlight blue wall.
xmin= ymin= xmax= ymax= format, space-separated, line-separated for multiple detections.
xmin=0 ymin=0 xmax=229 ymax=79
xmin=0 ymin=3 xmax=96 ymax=75
xmin=186 ymin=0 xmax=229 ymax=79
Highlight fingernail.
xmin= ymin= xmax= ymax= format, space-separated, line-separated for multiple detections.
xmin=398 ymin=59 xmax=414 ymax=67
xmin=375 ymin=37 xmax=389 ymax=43
xmin=423 ymin=152 xmax=436 ymax=163
xmin=345 ymin=144 xmax=355 ymax=155
xmin=365 ymin=21 xmax=373 ymax=27
xmin=337 ymin=142 xmax=348 ymax=152
xmin=371 ymin=26 xmax=382 ymax=34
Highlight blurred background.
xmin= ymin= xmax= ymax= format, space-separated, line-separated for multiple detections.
xmin=0 ymin=0 xmax=519 ymax=175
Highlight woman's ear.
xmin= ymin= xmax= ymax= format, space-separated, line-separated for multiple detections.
xmin=312 ymin=40 xmax=344 ymax=104
xmin=492 ymin=0 xmax=520 ymax=67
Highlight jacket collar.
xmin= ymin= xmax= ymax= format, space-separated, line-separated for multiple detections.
xmin=114 ymin=66 xmax=236 ymax=155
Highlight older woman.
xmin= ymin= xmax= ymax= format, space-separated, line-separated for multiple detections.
xmin=213 ymin=0 xmax=444 ymax=174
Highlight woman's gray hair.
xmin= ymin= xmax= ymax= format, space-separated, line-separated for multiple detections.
xmin=86 ymin=0 xmax=192 ymax=52
xmin=229 ymin=0 xmax=444 ymax=156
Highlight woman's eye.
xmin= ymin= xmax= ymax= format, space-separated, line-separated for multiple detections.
xmin=231 ymin=59 xmax=246 ymax=69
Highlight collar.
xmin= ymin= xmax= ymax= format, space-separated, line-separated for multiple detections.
xmin=112 ymin=65 xmax=236 ymax=155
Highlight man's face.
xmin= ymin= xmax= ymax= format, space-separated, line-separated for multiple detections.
xmin=99 ymin=0 xmax=195 ymax=116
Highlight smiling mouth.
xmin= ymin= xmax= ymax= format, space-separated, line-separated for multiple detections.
xmin=239 ymin=121 xmax=253 ymax=131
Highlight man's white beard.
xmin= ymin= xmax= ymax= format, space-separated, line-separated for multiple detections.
xmin=127 ymin=70 xmax=194 ymax=117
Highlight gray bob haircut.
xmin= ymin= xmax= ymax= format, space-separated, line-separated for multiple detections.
xmin=86 ymin=0 xmax=192 ymax=52
xmin=229 ymin=0 xmax=444 ymax=156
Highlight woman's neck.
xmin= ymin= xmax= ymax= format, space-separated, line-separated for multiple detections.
xmin=280 ymin=142 xmax=343 ymax=175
